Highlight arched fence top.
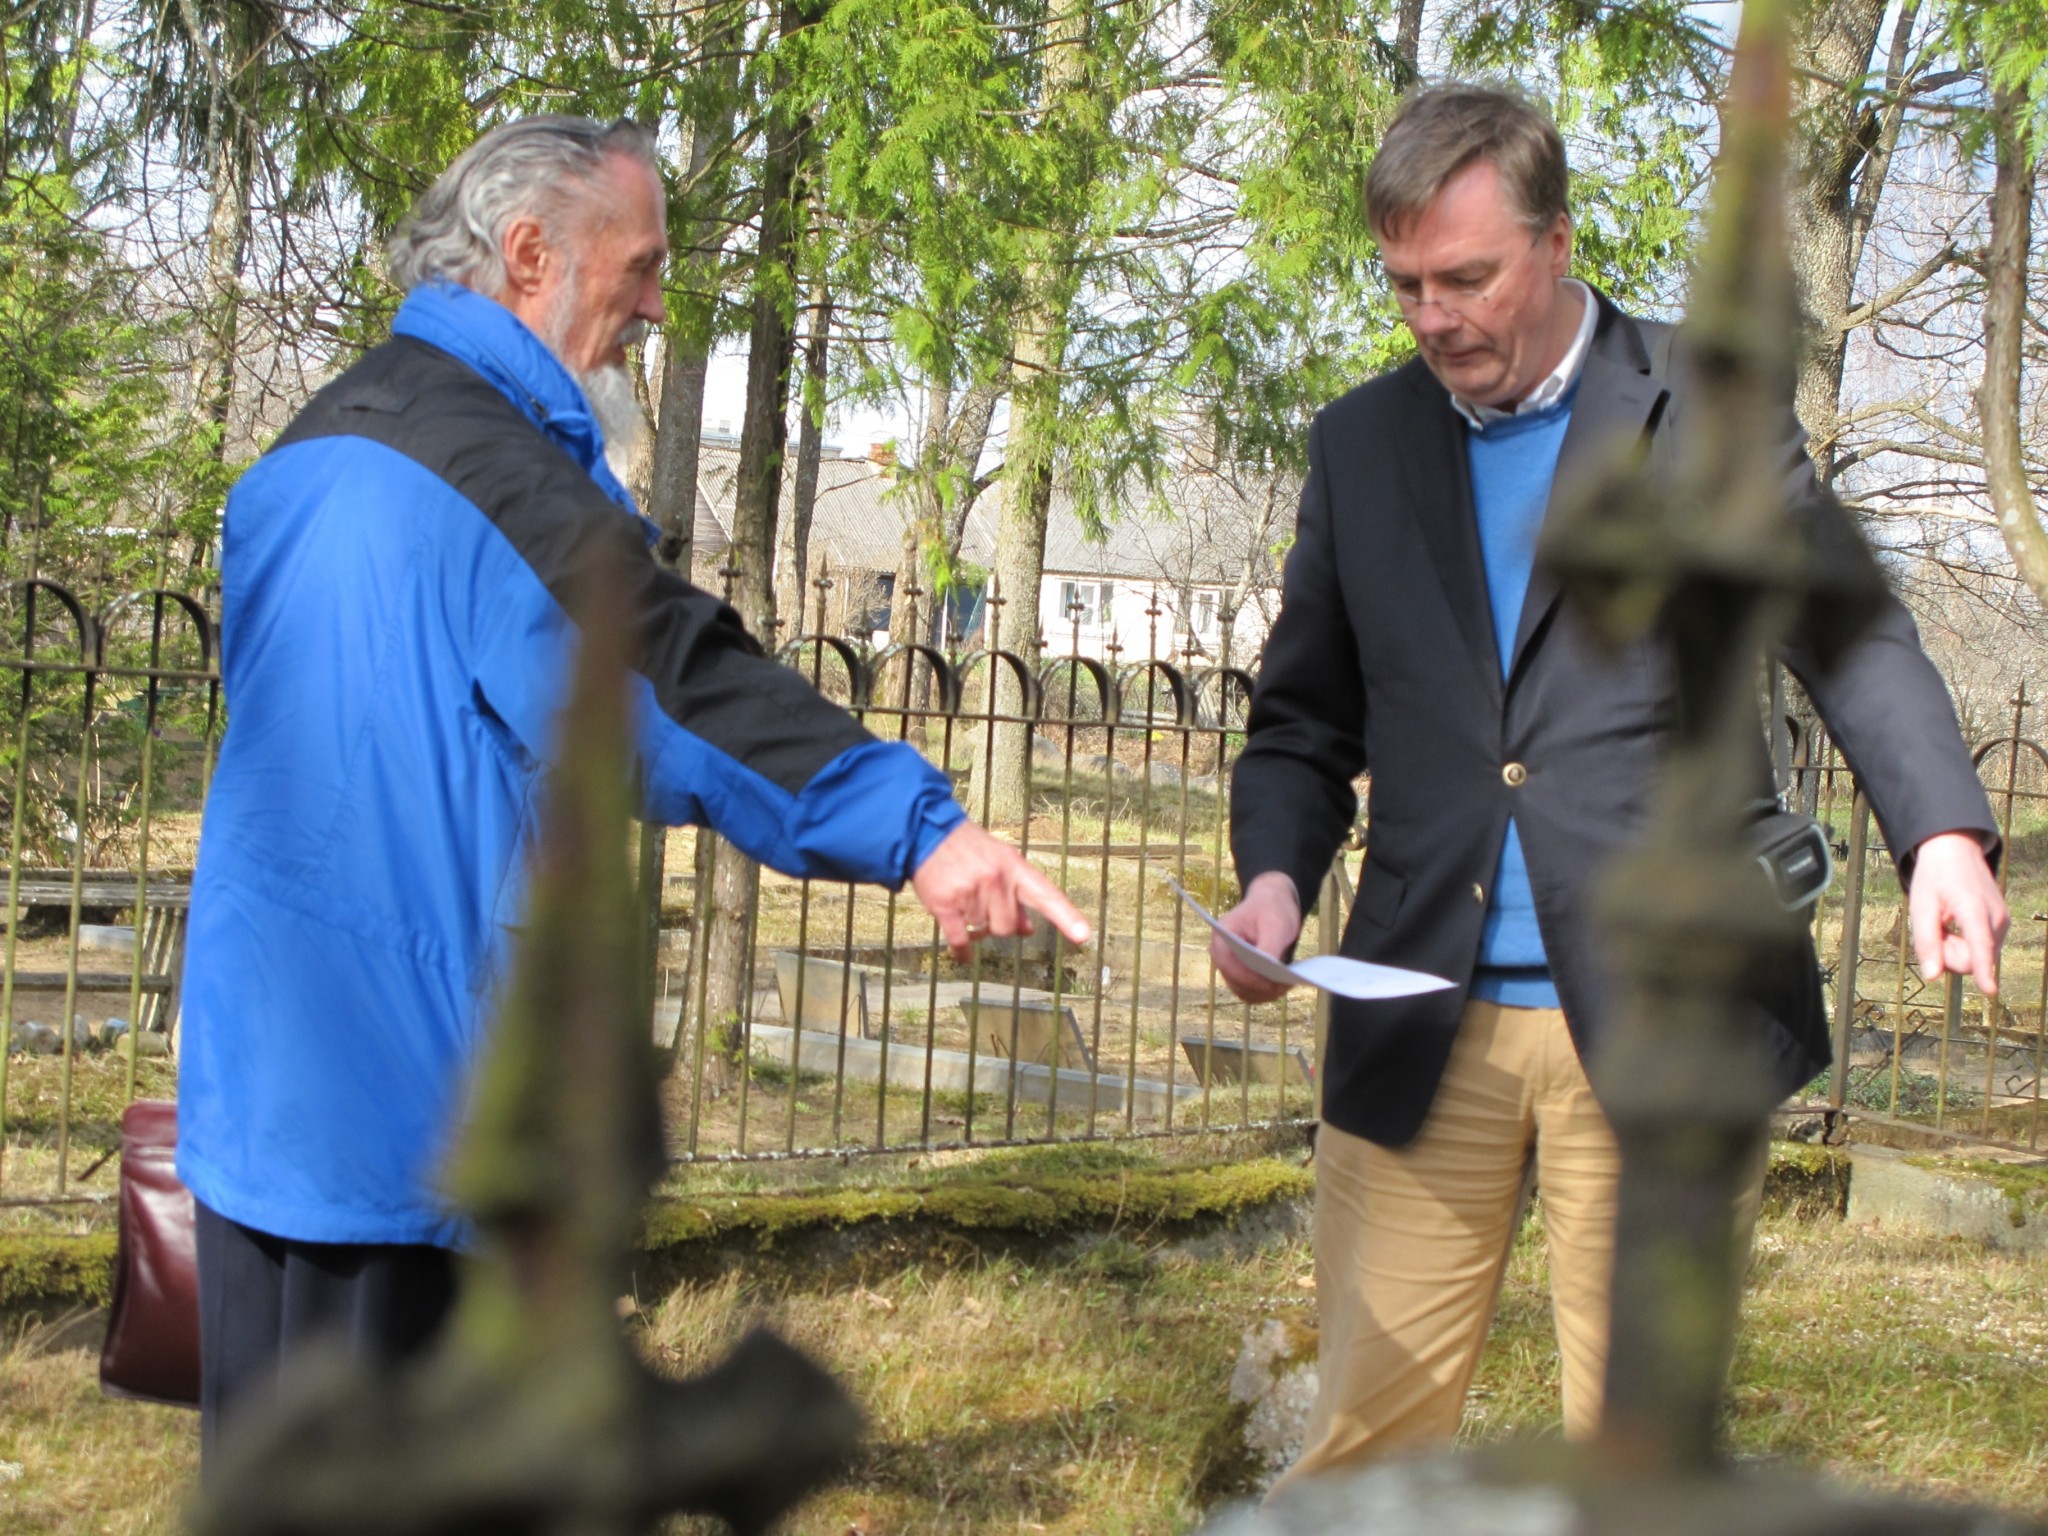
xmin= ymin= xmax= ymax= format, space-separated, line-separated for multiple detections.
xmin=1191 ymin=666 xmax=1257 ymax=729
xmin=1116 ymin=657 xmax=1194 ymax=727
xmin=98 ymin=588 xmax=218 ymax=674
xmin=11 ymin=578 xmax=96 ymax=665
xmin=1037 ymin=655 xmax=1120 ymax=726
xmin=774 ymin=634 xmax=872 ymax=711
xmin=761 ymin=630 xmax=1261 ymax=730
xmin=867 ymin=642 xmax=963 ymax=717
xmin=1971 ymin=734 xmax=2048 ymax=777
xmin=954 ymin=647 xmax=1044 ymax=723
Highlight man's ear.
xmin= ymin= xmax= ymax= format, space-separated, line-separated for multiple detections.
xmin=500 ymin=214 xmax=551 ymax=299
xmin=1547 ymin=212 xmax=1574 ymax=276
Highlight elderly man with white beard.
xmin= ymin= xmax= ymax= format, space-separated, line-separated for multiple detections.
xmin=175 ymin=116 xmax=1087 ymax=1464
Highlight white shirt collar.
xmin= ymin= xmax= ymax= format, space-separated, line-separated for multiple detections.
xmin=1451 ymin=279 xmax=1598 ymax=429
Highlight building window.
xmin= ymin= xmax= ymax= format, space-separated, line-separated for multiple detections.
xmin=1194 ymin=590 xmax=1218 ymax=635
xmin=1059 ymin=580 xmax=1115 ymax=627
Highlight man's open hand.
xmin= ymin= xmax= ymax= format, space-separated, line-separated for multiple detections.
xmin=912 ymin=822 xmax=1091 ymax=962
xmin=1909 ymin=830 xmax=2009 ymax=995
xmin=1211 ymin=871 xmax=1303 ymax=1004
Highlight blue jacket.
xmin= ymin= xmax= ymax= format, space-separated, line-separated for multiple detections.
xmin=178 ymin=282 xmax=965 ymax=1246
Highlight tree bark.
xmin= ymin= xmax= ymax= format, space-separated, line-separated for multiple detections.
xmin=938 ymin=374 xmax=1004 ymax=587
xmin=888 ymin=375 xmax=952 ymax=658
xmin=648 ymin=8 xmax=746 ymax=575
xmin=187 ymin=0 xmax=270 ymax=465
xmin=1394 ymin=0 xmax=1425 ymax=81
xmin=776 ymin=283 xmax=832 ymax=628
xmin=701 ymin=0 xmax=819 ymax=1044
xmin=974 ymin=0 xmax=1092 ymax=827
xmin=1978 ymin=81 xmax=2048 ymax=606
xmin=1782 ymin=0 xmax=1897 ymax=484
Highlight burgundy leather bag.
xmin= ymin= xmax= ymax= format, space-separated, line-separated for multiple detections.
xmin=99 ymin=1099 xmax=201 ymax=1407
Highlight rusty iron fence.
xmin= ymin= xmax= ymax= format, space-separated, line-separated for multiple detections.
xmin=6 ymin=569 xmax=2046 ymax=1207
xmin=1791 ymin=687 xmax=2048 ymax=1150
xmin=648 ymin=578 xmax=1330 ymax=1166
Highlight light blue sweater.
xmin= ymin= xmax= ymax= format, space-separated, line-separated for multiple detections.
xmin=1467 ymin=391 xmax=1575 ymax=1009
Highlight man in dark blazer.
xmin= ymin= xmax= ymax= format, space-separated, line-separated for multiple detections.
xmin=1213 ymin=83 xmax=2007 ymax=1487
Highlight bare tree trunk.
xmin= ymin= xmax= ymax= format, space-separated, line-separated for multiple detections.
xmin=649 ymin=13 xmax=745 ymax=575
xmin=702 ymin=0 xmax=817 ymax=1041
xmin=939 ymin=375 xmax=1004 ymax=579
xmin=651 ymin=336 xmax=713 ymax=574
xmin=1979 ymin=81 xmax=2048 ymax=606
xmin=1394 ymin=0 xmax=1425 ymax=80
xmin=980 ymin=285 xmax=1078 ymax=824
xmin=186 ymin=0 xmax=269 ymax=470
xmin=777 ymin=283 xmax=832 ymax=628
xmin=1783 ymin=0 xmax=1896 ymax=484
xmin=961 ymin=0 xmax=1095 ymax=828
xmin=888 ymin=375 xmax=952 ymax=654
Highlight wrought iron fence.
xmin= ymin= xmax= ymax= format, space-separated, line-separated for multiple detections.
xmin=1792 ymin=687 xmax=2048 ymax=1149
xmin=6 ymin=570 xmax=2045 ymax=1209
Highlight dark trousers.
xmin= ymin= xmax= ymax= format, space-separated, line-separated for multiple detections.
xmin=194 ymin=1199 xmax=458 ymax=1467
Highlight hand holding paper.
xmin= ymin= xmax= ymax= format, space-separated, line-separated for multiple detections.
xmin=1173 ymin=876 xmax=1455 ymax=1001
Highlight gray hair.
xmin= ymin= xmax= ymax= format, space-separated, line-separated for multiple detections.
xmin=388 ymin=115 xmax=659 ymax=294
xmin=1365 ymin=83 xmax=1568 ymax=238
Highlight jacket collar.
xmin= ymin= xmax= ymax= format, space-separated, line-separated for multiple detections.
xmin=391 ymin=280 xmax=640 ymax=516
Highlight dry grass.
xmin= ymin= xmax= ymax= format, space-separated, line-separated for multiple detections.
xmin=6 ymin=1192 xmax=2048 ymax=1533
xmin=0 ymin=1312 xmax=193 ymax=1534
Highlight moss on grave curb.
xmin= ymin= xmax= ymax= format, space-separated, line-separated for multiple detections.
xmin=0 ymin=1228 xmax=116 ymax=1314
xmin=1763 ymin=1142 xmax=1851 ymax=1220
xmin=639 ymin=1156 xmax=1313 ymax=1252
xmin=0 ymin=1141 xmax=1858 ymax=1315
xmin=1903 ymin=1155 xmax=2048 ymax=1227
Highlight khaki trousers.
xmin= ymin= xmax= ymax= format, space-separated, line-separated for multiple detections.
xmin=1278 ymin=999 xmax=1768 ymax=1492
xmin=1276 ymin=1001 xmax=1616 ymax=1491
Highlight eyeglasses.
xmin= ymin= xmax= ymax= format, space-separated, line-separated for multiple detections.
xmin=1386 ymin=231 xmax=1543 ymax=322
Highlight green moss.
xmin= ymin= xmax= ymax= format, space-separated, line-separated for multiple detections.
xmin=1904 ymin=1156 xmax=2048 ymax=1228
xmin=1764 ymin=1142 xmax=1851 ymax=1220
xmin=0 ymin=1229 xmax=116 ymax=1309
xmin=638 ymin=1157 xmax=1312 ymax=1254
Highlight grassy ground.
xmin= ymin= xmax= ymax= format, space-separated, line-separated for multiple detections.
xmin=6 ymin=1188 xmax=2048 ymax=1534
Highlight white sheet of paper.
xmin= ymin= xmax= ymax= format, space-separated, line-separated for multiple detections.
xmin=1165 ymin=877 xmax=1457 ymax=1001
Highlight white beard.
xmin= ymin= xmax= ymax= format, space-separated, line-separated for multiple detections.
xmin=539 ymin=271 xmax=650 ymax=485
xmin=576 ymin=362 xmax=649 ymax=483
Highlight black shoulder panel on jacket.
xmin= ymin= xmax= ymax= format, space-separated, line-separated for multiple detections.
xmin=273 ymin=336 xmax=872 ymax=794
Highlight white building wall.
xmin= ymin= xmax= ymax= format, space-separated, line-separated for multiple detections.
xmin=1033 ymin=574 xmax=1274 ymax=669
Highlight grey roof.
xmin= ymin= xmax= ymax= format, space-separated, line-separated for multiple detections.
xmin=693 ymin=443 xmax=908 ymax=572
xmin=694 ymin=441 xmax=1295 ymax=589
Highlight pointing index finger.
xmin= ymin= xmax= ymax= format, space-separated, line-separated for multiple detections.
xmin=1014 ymin=859 xmax=1091 ymax=946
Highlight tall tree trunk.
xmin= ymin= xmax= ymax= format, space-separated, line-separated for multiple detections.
xmin=975 ymin=0 xmax=1092 ymax=826
xmin=777 ymin=282 xmax=832 ymax=627
xmin=187 ymin=0 xmax=268 ymax=466
xmin=889 ymin=374 xmax=952 ymax=657
xmin=1394 ymin=0 xmax=1425 ymax=81
xmin=980 ymin=309 xmax=1075 ymax=824
xmin=701 ymin=0 xmax=818 ymax=1042
xmin=1979 ymin=81 xmax=2048 ymax=606
xmin=888 ymin=369 xmax=1005 ymax=657
xmin=939 ymin=374 xmax=1003 ymax=581
xmin=1783 ymin=0 xmax=1896 ymax=484
xmin=648 ymin=7 xmax=745 ymax=575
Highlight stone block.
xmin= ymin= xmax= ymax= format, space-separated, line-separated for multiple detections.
xmin=1182 ymin=1036 xmax=1313 ymax=1088
xmin=958 ymin=998 xmax=1094 ymax=1071
xmin=1846 ymin=1144 xmax=2048 ymax=1255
